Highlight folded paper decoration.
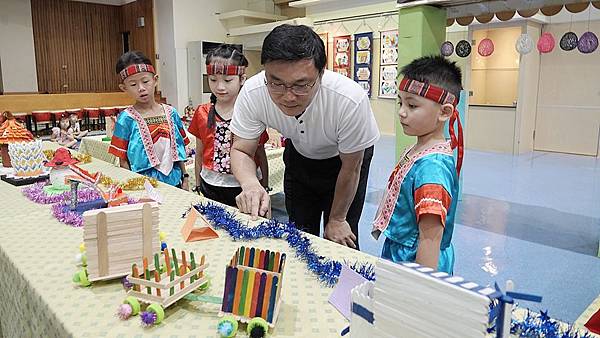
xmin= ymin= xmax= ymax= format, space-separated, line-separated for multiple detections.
xmin=181 ymin=207 xmax=219 ymax=242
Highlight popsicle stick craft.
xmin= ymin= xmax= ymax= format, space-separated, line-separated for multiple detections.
xmin=220 ymin=246 xmax=286 ymax=328
xmin=72 ymin=202 xmax=161 ymax=285
xmin=116 ymin=247 xmax=209 ymax=327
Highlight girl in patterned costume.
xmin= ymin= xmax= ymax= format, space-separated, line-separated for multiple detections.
xmin=372 ymin=55 xmax=464 ymax=274
xmin=188 ymin=44 xmax=268 ymax=207
xmin=109 ymin=51 xmax=191 ymax=189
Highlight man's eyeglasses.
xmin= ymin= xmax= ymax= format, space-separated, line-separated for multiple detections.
xmin=264 ymin=77 xmax=319 ymax=96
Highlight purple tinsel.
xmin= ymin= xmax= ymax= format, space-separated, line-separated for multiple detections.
xmin=190 ymin=203 xmax=375 ymax=286
xmin=51 ymin=196 xmax=139 ymax=227
xmin=140 ymin=311 xmax=156 ymax=327
xmin=21 ymin=181 xmax=95 ymax=204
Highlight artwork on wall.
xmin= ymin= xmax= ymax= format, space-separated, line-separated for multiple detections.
xmin=333 ymin=35 xmax=352 ymax=78
xmin=354 ymin=32 xmax=373 ymax=97
xmin=379 ymin=30 xmax=398 ymax=99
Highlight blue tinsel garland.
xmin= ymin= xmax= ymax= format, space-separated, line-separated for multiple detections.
xmin=190 ymin=203 xmax=375 ymax=286
xmin=192 ymin=203 xmax=592 ymax=337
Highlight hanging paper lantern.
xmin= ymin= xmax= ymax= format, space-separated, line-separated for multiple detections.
xmin=537 ymin=32 xmax=556 ymax=53
xmin=440 ymin=41 xmax=454 ymax=56
xmin=515 ymin=33 xmax=534 ymax=55
xmin=455 ymin=40 xmax=471 ymax=57
xmin=560 ymin=32 xmax=579 ymax=51
xmin=478 ymin=38 xmax=494 ymax=57
xmin=578 ymin=31 xmax=599 ymax=54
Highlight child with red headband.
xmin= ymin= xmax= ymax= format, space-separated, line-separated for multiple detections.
xmin=372 ymin=55 xmax=464 ymax=274
xmin=109 ymin=51 xmax=191 ymax=189
xmin=188 ymin=44 xmax=268 ymax=207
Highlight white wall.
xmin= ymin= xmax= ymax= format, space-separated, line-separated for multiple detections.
xmin=170 ymin=0 xmax=240 ymax=112
xmin=534 ymin=19 xmax=600 ymax=156
xmin=154 ymin=0 xmax=178 ymax=109
xmin=0 ymin=0 xmax=38 ymax=93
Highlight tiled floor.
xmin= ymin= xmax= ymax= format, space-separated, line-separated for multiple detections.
xmin=272 ymin=135 xmax=600 ymax=323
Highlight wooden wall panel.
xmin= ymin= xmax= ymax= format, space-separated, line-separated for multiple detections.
xmin=31 ymin=0 xmax=121 ymax=93
xmin=121 ymin=0 xmax=155 ymax=64
xmin=30 ymin=0 xmax=155 ymax=94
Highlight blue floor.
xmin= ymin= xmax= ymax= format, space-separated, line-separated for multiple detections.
xmin=272 ymin=135 xmax=600 ymax=323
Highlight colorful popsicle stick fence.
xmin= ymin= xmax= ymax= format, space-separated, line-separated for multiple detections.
xmin=126 ymin=248 xmax=209 ymax=309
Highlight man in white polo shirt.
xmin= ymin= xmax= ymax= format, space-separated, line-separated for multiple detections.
xmin=230 ymin=24 xmax=380 ymax=249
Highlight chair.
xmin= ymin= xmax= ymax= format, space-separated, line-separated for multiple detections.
xmin=99 ymin=107 xmax=117 ymax=130
xmin=65 ymin=108 xmax=84 ymax=119
xmin=31 ymin=110 xmax=53 ymax=136
xmin=84 ymin=107 xmax=100 ymax=130
xmin=50 ymin=110 xmax=66 ymax=127
xmin=12 ymin=112 xmax=33 ymax=133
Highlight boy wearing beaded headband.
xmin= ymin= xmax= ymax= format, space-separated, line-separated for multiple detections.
xmin=188 ymin=44 xmax=269 ymax=207
xmin=109 ymin=51 xmax=191 ymax=189
xmin=372 ymin=55 xmax=463 ymax=274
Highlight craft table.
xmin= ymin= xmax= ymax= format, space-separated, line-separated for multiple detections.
xmin=78 ymin=134 xmax=285 ymax=195
xmin=0 ymin=142 xmax=594 ymax=338
xmin=0 ymin=141 xmax=369 ymax=337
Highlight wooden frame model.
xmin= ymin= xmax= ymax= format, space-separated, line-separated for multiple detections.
xmin=125 ymin=248 xmax=209 ymax=309
xmin=83 ymin=202 xmax=160 ymax=282
xmin=220 ymin=246 xmax=286 ymax=327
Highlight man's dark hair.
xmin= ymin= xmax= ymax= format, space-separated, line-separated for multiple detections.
xmin=115 ymin=51 xmax=153 ymax=74
xmin=261 ymin=24 xmax=326 ymax=72
xmin=400 ymin=55 xmax=463 ymax=99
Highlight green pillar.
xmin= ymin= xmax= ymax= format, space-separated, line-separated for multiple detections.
xmin=396 ymin=5 xmax=447 ymax=159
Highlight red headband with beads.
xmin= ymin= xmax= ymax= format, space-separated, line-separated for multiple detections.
xmin=206 ymin=64 xmax=246 ymax=76
xmin=119 ymin=64 xmax=155 ymax=81
xmin=399 ymin=77 xmax=464 ymax=176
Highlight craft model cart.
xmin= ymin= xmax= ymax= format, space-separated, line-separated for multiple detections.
xmin=119 ymin=248 xmax=209 ymax=326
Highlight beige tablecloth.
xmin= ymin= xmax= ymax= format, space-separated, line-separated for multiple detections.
xmin=0 ymin=141 xmax=370 ymax=337
xmin=79 ymin=134 xmax=285 ymax=195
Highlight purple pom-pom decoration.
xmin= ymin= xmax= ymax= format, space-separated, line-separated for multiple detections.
xmin=121 ymin=276 xmax=133 ymax=290
xmin=140 ymin=311 xmax=157 ymax=327
xmin=116 ymin=304 xmax=132 ymax=320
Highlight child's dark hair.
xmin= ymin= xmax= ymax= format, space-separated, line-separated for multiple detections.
xmin=261 ymin=24 xmax=326 ymax=72
xmin=115 ymin=51 xmax=153 ymax=74
xmin=400 ymin=55 xmax=463 ymax=100
xmin=59 ymin=115 xmax=70 ymax=128
xmin=206 ymin=44 xmax=248 ymax=128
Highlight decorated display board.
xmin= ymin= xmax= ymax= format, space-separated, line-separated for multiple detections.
xmin=354 ymin=32 xmax=373 ymax=97
xmin=379 ymin=30 xmax=399 ymax=99
xmin=220 ymin=246 xmax=286 ymax=327
xmin=333 ymin=35 xmax=352 ymax=78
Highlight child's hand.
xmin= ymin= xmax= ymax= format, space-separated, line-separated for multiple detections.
xmin=181 ymin=177 xmax=189 ymax=191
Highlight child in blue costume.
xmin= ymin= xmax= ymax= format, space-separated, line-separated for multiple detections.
xmin=109 ymin=51 xmax=190 ymax=189
xmin=372 ymin=55 xmax=464 ymax=274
